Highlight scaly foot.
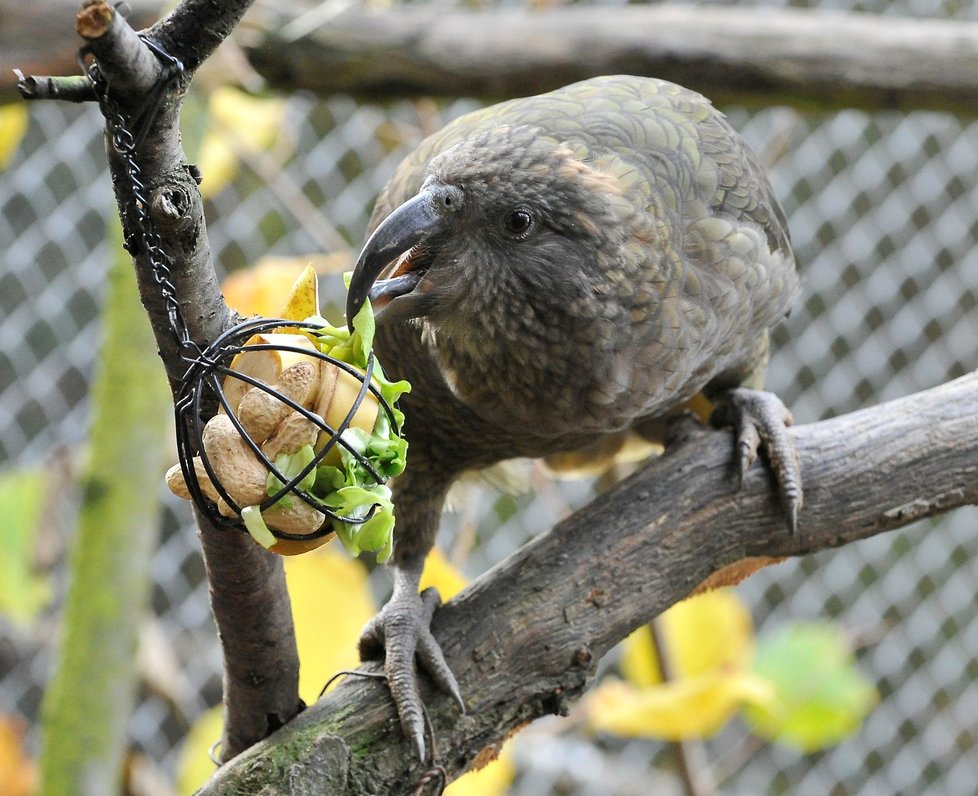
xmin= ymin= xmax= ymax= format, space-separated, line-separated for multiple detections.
xmin=713 ymin=387 xmax=803 ymax=533
xmin=358 ymin=557 xmax=465 ymax=760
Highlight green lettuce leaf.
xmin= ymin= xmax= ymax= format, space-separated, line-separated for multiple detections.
xmin=242 ymin=505 xmax=277 ymax=550
xmin=259 ymin=297 xmax=409 ymax=562
xmin=266 ymin=444 xmax=317 ymax=506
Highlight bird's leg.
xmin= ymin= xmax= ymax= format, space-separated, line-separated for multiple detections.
xmin=712 ymin=387 xmax=803 ymax=533
xmin=358 ymin=554 xmax=465 ymax=760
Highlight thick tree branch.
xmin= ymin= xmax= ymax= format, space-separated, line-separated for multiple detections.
xmin=11 ymin=4 xmax=978 ymax=114
xmin=240 ymin=5 xmax=978 ymax=113
xmin=22 ymin=0 xmax=302 ymax=762
xmin=198 ymin=372 xmax=978 ymax=794
xmin=10 ymin=4 xmax=978 ymax=112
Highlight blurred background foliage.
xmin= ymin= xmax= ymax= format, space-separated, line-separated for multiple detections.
xmin=2 ymin=0 xmax=978 ymax=794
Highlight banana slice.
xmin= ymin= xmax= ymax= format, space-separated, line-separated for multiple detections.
xmin=315 ymin=360 xmax=380 ymax=456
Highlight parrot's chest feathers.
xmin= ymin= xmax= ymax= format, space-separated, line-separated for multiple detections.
xmin=421 ymin=304 xmax=648 ymax=437
xmin=424 ymin=309 xmax=573 ymax=395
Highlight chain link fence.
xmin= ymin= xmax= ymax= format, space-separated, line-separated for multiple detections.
xmin=2 ymin=0 xmax=977 ymax=793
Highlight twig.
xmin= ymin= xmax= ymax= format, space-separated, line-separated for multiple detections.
xmin=648 ymin=618 xmax=716 ymax=796
xmin=16 ymin=71 xmax=96 ymax=102
xmin=24 ymin=0 xmax=302 ymax=763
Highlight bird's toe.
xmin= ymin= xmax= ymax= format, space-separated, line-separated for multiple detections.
xmin=358 ymin=583 xmax=463 ymax=761
xmin=714 ymin=387 xmax=803 ymax=533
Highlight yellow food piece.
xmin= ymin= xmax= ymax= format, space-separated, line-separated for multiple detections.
xmin=270 ymin=533 xmax=332 ymax=556
xmin=278 ymin=263 xmax=320 ymax=327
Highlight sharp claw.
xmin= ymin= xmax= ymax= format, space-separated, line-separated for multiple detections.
xmin=387 ymin=638 xmax=426 ymax=758
xmin=406 ymin=713 xmax=427 ymax=762
xmin=786 ymin=500 xmax=799 ymax=535
xmin=412 ymin=731 xmax=426 ymax=762
xmin=449 ymin=680 xmax=466 ymax=714
xmin=717 ymin=387 xmax=803 ymax=533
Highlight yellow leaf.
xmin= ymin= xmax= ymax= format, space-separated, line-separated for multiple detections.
xmin=279 ymin=263 xmax=321 ymax=322
xmin=220 ymin=256 xmax=317 ymax=319
xmin=419 ymin=547 xmax=469 ymax=601
xmin=0 ymin=715 xmax=36 ymax=796
xmin=663 ymin=589 xmax=753 ymax=677
xmin=221 ymin=254 xmax=353 ymax=319
xmin=176 ymin=705 xmax=222 ymax=796
xmin=197 ymin=87 xmax=285 ymax=198
xmin=285 ymin=542 xmax=377 ymax=704
xmin=621 ymin=588 xmax=753 ymax=687
xmin=0 ymin=105 xmax=28 ymax=170
xmin=620 ymin=625 xmax=662 ymax=687
xmin=445 ymin=740 xmax=516 ymax=796
xmin=587 ymin=672 xmax=774 ymax=741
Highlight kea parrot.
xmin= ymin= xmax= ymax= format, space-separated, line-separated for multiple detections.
xmin=345 ymin=74 xmax=802 ymax=758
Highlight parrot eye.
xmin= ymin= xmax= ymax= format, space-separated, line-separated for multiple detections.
xmin=503 ymin=207 xmax=534 ymax=239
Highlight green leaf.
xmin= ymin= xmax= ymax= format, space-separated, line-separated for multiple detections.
xmin=0 ymin=467 xmax=49 ymax=626
xmin=743 ymin=622 xmax=878 ymax=752
xmin=314 ymin=298 xmax=376 ymax=372
xmin=266 ymin=444 xmax=317 ymax=504
xmin=242 ymin=506 xmax=277 ymax=550
xmin=327 ymin=483 xmax=395 ymax=563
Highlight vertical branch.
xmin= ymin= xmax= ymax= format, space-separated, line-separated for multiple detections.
xmin=197 ymin=512 xmax=302 ymax=760
xmin=648 ymin=619 xmax=717 ymax=796
xmin=46 ymin=0 xmax=303 ymax=760
xmin=38 ymin=222 xmax=172 ymax=796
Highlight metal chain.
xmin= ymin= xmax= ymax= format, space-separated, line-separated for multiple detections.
xmin=85 ymin=41 xmax=197 ymax=356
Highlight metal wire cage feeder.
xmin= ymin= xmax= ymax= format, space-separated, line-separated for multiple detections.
xmin=80 ymin=43 xmax=399 ymax=546
xmin=173 ymin=317 xmax=400 ymax=545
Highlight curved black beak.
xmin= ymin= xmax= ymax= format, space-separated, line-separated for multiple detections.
xmin=346 ymin=191 xmax=443 ymax=330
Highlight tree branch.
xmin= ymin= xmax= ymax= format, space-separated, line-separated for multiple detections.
xmin=11 ymin=4 xmax=978 ymax=113
xmin=239 ymin=5 xmax=978 ymax=113
xmin=22 ymin=0 xmax=303 ymax=762
xmin=197 ymin=372 xmax=978 ymax=794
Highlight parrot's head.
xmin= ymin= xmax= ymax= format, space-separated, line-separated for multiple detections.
xmin=346 ymin=125 xmax=628 ymax=333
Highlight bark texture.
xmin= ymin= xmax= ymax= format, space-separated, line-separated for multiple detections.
xmin=241 ymin=4 xmax=978 ymax=112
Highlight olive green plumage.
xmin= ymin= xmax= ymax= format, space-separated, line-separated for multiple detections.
xmin=368 ymin=75 xmax=797 ymax=484
xmin=346 ymin=74 xmax=801 ymax=758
